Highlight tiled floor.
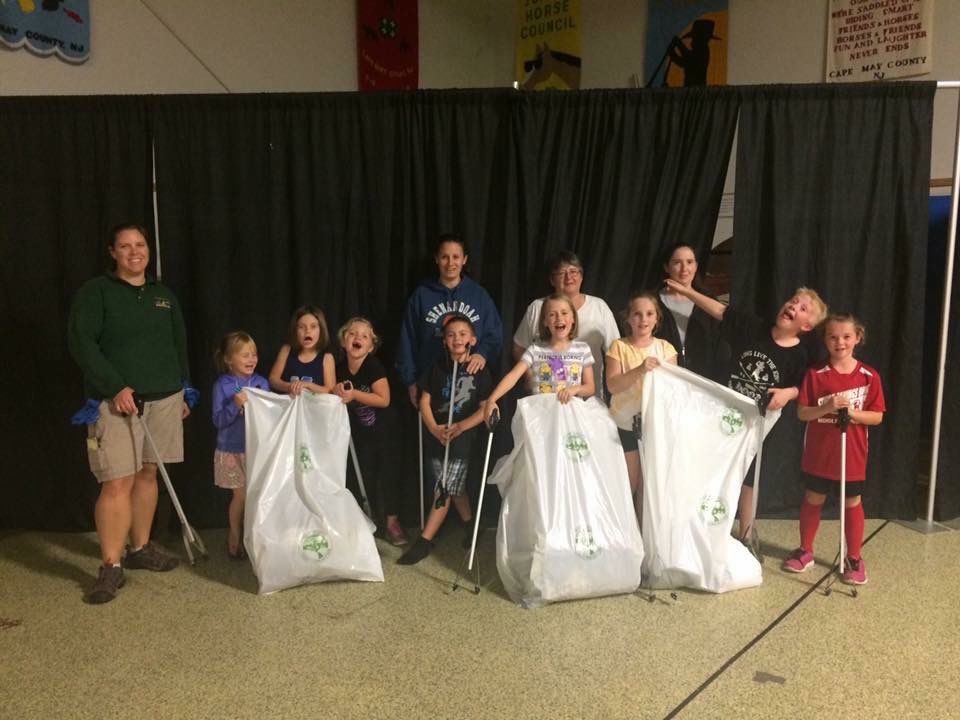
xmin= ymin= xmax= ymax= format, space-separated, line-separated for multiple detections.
xmin=1 ymin=519 xmax=957 ymax=719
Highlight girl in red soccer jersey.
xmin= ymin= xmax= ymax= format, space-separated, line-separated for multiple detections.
xmin=783 ymin=313 xmax=885 ymax=585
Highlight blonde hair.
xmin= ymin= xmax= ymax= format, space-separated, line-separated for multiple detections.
xmin=337 ymin=317 xmax=381 ymax=351
xmin=214 ymin=331 xmax=256 ymax=374
xmin=538 ymin=293 xmax=579 ymax=341
xmin=823 ymin=312 xmax=867 ymax=346
xmin=795 ymin=287 xmax=828 ymax=329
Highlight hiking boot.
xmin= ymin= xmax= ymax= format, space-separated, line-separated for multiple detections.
xmin=782 ymin=548 xmax=814 ymax=573
xmin=86 ymin=565 xmax=125 ymax=604
xmin=842 ymin=557 xmax=868 ymax=585
xmin=123 ymin=543 xmax=179 ymax=572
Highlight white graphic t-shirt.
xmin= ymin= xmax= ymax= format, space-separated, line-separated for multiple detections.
xmin=521 ymin=341 xmax=595 ymax=395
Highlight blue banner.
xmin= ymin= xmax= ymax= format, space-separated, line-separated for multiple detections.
xmin=0 ymin=0 xmax=90 ymax=63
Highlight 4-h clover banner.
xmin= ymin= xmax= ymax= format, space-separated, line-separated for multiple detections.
xmin=357 ymin=0 xmax=418 ymax=90
xmin=0 ymin=0 xmax=89 ymax=63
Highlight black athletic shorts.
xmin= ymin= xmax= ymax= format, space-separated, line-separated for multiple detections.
xmin=804 ymin=474 xmax=865 ymax=499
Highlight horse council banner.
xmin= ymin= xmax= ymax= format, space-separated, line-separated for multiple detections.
xmin=826 ymin=0 xmax=932 ymax=82
xmin=515 ymin=0 xmax=582 ymax=90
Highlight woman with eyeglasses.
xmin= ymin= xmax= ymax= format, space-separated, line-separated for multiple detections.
xmin=512 ymin=250 xmax=620 ymax=400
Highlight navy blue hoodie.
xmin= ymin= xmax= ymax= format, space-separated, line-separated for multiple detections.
xmin=396 ymin=276 xmax=503 ymax=387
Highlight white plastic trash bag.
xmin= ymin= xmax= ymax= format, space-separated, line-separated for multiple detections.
xmin=243 ymin=389 xmax=383 ymax=594
xmin=490 ymin=394 xmax=644 ymax=608
xmin=639 ymin=363 xmax=780 ymax=593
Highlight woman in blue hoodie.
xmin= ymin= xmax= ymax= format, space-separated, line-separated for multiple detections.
xmin=396 ymin=234 xmax=503 ymax=408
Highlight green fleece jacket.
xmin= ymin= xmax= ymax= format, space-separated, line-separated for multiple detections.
xmin=68 ymin=274 xmax=191 ymax=400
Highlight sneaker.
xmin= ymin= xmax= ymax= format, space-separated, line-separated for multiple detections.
xmin=86 ymin=565 xmax=125 ymax=604
xmin=123 ymin=543 xmax=179 ymax=572
xmin=842 ymin=557 xmax=868 ymax=585
xmin=384 ymin=523 xmax=408 ymax=547
xmin=782 ymin=548 xmax=814 ymax=573
xmin=397 ymin=536 xmax=433 ymax=565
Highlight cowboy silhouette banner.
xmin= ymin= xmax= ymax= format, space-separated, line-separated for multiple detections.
xmin=644 ymin=0 xmax=727 ymax=88
xmin=515 ymin=0 xmax=582 ymax=90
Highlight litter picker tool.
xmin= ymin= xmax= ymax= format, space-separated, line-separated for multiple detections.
xmin=435 ymin=357 xmax=459 ymax=509
xmin=823 ymin=408 xmax=858 ymax=598
xmin=418 ymin=411 xmax=425 ymax=529
xmin=133 ymin=394 xmax=207 ymax=565
xmin=348 ymin=437 xmax=373 ymax=520
xmin=452 ymin=407 xmax=500 ymax=594
xmin=745 ymin=392 xmax=772 ymax=562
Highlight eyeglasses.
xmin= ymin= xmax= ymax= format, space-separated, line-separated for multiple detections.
xmin=551 ymin=268 xmax=582 ymax=278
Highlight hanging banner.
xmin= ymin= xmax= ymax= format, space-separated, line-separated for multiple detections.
xmin=644 ymin=0 xmax=727 ymax=88
xmin=357 ymin=0 xmax=418 ymax=91
xmin=0 ymin=0 xmax=89 ymax=63
xmin=515 ymin=0 xmax=582 ymax=91
xmin=826 ymin=0 xmax=932 ymax=82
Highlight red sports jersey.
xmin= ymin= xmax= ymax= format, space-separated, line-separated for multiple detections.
xmin=799 ymin=361 xmax=886 ymax=481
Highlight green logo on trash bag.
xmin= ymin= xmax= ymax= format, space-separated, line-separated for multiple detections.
xmin=720 ymin=408 xmax=745 ymax=435
xmin=574 ymin=526 xmax=601 ymax=559
xmin=298 ymin=445 xmax=313 ymax=472
xmin=698 ymin=496 xmax=728 ymax=526
xmin=302 ymin=533 xmax=330 ymax=560
xmin=565 ymin=433 xmax=590 ymax=461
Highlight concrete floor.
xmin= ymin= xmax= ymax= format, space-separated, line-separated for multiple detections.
xmin=1 ymin=519 xmax=958 ymax=720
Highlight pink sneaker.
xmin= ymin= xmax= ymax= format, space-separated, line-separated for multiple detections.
xmin=842 ymin=557 xmax=868 ymax=585
xmin=782 ymin=548 xmax=814 ymax=573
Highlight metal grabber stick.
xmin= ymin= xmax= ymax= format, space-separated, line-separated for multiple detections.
xmin=452 ymin=407 xmax=500 ymax=594
xmin=435 ymin=358 xmax=459 ymax=510
xmin=746 ymin=393 xmax=772 ymax=562
xmin=824 ymin=408 xmax=857 ymax=598
xmin=418 ymin=410 xmax=425 ymax=530
xmin=133 ymin=395 xmax=207 ymax=565
xmin=348 ymin=437 xmax=373 ymax=520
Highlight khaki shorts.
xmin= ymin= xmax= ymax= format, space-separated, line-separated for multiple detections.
xmin=86 ymin=391 xmax=184 ymax=483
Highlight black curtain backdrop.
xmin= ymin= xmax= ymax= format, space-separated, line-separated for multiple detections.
xmin=151 ymin=88 xmax=738 ymax=528
xmin=0 ymin=96 xmax=154 ymax=530
xmin=0 ymin=85 xmax=938 ymax=531
xmin=732 ymin=83 xmax=935 ymax=520
xmin=933 ymin=219 xmax=960 ymax=520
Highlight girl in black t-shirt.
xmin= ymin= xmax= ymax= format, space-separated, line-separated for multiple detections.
xmin=333 ymin=318 xmax=407 ymax=546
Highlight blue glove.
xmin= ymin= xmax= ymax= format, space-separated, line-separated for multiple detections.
xmin=70 ymin=399 xmax=101 ymax=426
xmin=183 ymin=383 xmax=200 ymax=409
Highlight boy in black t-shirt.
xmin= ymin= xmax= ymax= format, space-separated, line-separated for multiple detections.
xmin=398 ymin=315 xmax=492 ymax=565
xmin=664 ymin=280 xmax=828 ymax=541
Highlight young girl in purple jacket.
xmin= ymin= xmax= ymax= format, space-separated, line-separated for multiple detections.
xmin=212 ymin=331 xmax=269 ymax=559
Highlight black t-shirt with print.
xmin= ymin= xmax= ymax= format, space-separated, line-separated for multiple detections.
xmin=335 ymin=354 xmax=392 ymax=437
xmin=720 ymin=308 xmax=816 ymax=405
xmin=417 ymin=356 xmax=492 ymax=461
